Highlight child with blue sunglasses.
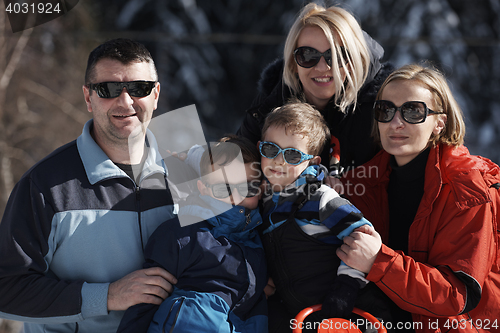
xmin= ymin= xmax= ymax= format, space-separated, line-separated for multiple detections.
xmin=259 ymin=101 xmax=390 ymax=332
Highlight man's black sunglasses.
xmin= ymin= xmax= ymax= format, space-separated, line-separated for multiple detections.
xmin=374 ymin=100 xmax=444 ymax=124
xmin=87 ymin=81 xmax=156 ymax=99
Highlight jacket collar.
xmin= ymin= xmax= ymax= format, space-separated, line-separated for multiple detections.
xmin=293 ymin=164 xmax=325 ymax=187
xmin=264 ymin=165 xmax=327 ymax=196
xmin=413 ymin=143 xmax=498 ymax=221
xmin=361 ymin=144 xmax=497 ymax=219
xmin=179 ymin=194 xmax=263 ymax=248
xmin=435 ymin=144 xmax=498 ymax=209
xmin=76 ymin=120 xmax=166 ymax=185
xmin=413 ymin=145 xmax=442 ymax=220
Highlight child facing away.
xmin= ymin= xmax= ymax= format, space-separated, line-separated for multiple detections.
xmin=117 ymin=135 xmax=268 ymax=333
xmin=259 ymin=101 xmax=391 ymax=332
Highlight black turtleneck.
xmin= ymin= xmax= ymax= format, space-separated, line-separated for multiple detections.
xmin=386 ymin=147 xmax=430 ymax=332
xmin=115 ymin=148 xmax=148 ymax=185
xmin=115 ymin=162 xmax=144 ymax=185
xmin=387 ymin=147 xmax=430 ymax=253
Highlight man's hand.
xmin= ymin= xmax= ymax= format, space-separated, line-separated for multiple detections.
xmin=336 ymin=225 xmax=382 ymax=274
xmin=107 ymin=267 xmax=177 ymax=311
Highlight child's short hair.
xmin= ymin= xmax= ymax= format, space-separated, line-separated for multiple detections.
xmin=261 ymin=101 xmax=330 ymax=156
xmin=200 ymin=134 xmax=260 ymax=177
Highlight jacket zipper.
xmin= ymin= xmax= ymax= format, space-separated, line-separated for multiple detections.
xmin=135 ymin=185 xmax=144 ymax=251
xmin=242 ymin=210 xmax=251 ymax=231
xmin=134 ymin=169 xmax=167 ymax=251
xmin=162 ymin=296 xmax=185 ymax=333
xmin=266 ymin=202 xmax=307 ymax=308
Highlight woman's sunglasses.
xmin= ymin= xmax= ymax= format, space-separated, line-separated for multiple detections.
xmin=205 ymin=180 xmax=262 ymax=199
xmin=87 ymin=81 xmax=156 ymax=99
xmin=293 ymin=46 xmax=348 ymax=68
xmin=259 ymin=141 xmax=313 ymax=165
xmin=374 ymin=100 xmax=444 ymax=124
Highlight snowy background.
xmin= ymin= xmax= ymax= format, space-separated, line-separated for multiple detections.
xmin=91 ymin=0 xmax=499 ymax=160
xmin=2 ymin=0 xmax=500 ymax=233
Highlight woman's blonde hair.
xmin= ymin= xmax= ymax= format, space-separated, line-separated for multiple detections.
xmin=283 ymin=3 xmax=371 ymax=113
xmin=373 ymin=63 xmax=466 ymax=147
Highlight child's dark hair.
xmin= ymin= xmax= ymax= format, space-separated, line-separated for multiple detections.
xmin=200 ymin=135 xmax=260 ymax=177
xmin=85 ymin=38 xmax=158 ymax=85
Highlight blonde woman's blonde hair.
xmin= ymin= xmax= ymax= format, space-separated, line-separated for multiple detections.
xmin=283 ymin=3 xmax=371 ymax=113
xmin=373 ymin=63 xmax=465 ymax=147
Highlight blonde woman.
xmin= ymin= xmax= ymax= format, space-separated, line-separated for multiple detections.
xmin=237 ymin=2 xmax=393 ymax=176
xmin=339 ymin=63 xmax=500 ymax=332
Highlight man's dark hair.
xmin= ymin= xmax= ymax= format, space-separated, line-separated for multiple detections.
xmin=85 ymin=38 xmax=158 ymax=85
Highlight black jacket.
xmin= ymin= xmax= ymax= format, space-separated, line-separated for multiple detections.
xmin=237 ymin=48 xmax=394 ymax=172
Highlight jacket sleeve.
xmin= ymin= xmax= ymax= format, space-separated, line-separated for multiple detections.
xmin=367 ymin=199 xmax=495 ymax=317
xmin=319 ymin=186 xmax=372 ymax=238
xmin=0 ymin=176 xmax=96 ymax=323
xmin=116 ymin=303 xmax=158 ymax=333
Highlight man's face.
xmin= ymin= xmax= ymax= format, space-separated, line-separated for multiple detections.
xmin=82 ymin=58 xmax=160 ymax=149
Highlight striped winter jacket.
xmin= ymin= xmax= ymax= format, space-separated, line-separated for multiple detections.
xmin=260 ymin=165 xmax=372 ymax=314
xmin=261 ymin=165 xmax=371 ymax=243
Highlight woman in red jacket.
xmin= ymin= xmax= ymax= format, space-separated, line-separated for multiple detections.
xmin=338 ymin=63 xmax=500 ymax=332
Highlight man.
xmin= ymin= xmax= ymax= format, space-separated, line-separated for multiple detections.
xmin=0 ymin=39 xmax=178 ymax=333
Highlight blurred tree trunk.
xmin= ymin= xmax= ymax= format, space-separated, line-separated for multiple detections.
xmin=0 ymin=4 xmax=33 ymax=211
xmin=0 ymin=1 xmax=92 ymax=217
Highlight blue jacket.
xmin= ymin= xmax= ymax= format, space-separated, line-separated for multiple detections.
xmin=0 ymin=120 xmax=178 ymax=333
xmin=117 ymin=195 xmax=268 ymax=333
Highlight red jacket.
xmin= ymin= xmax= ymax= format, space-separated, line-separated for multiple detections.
xmin=343 ymin=144 xmax=500 ymax=332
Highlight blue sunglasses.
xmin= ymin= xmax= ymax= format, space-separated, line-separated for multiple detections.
xmin=259 ymin=141 xmax=313 ymax=165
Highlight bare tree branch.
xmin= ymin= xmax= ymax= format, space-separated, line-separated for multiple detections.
xmin=22 ymin=80 xmax=89 ymax=125
xmin=0 ymin=27 xmax=33 ymax=109
xmin=0 ymin=141 xmax=36 ymax=166
xmin=0 ymin=157 xmax=14 ymax=196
